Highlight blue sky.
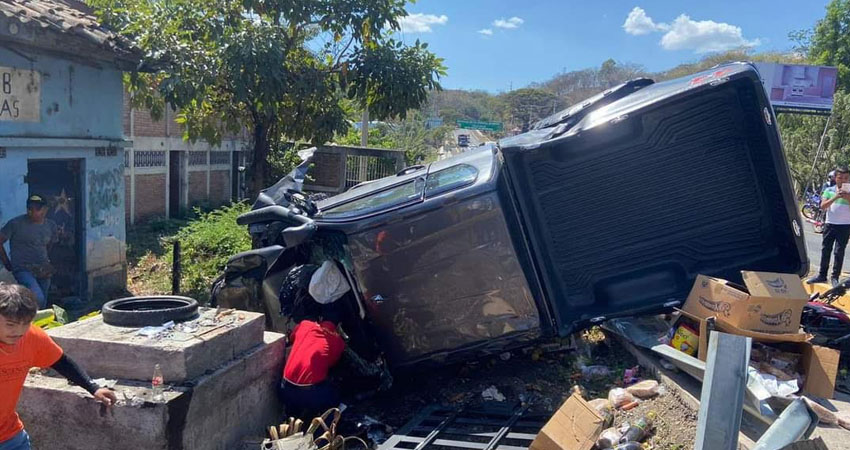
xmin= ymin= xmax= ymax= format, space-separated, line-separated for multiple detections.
xmin=393 ymin=1 xmax=832 ymax=92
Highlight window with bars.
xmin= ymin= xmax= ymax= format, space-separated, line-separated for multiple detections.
xmin=134 ymin=150 xmax=167 ymax=167
xmin=189 ymin=151 xmax=208 ymax=166
xmin=210 ymin=151 xmax=231 ymax=165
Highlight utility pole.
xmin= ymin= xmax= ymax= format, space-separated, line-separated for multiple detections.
xmin=360 ymin=106 xmax=369 ymax=147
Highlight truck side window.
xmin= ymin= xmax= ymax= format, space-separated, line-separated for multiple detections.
xmin=425 ymin=164 xmax=479 ymax=197
xmin=322 ymin=179 xmax=424 ymax=219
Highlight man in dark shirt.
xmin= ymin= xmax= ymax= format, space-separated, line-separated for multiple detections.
xmin=0 ymin=196 xmax=57 ymax=309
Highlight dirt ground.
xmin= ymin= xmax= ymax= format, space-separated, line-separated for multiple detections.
xmin=339 ymin=331 xmax=697 ymax=449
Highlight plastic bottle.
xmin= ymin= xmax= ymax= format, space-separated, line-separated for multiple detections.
xmin=152 ymin=364 xmax=165 ymax=402
xmin=619 ymin=411 xmax=656 ymax=443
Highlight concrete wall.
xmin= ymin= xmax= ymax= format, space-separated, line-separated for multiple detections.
xmin=0 ymin=47 xmax=123 ymax=139
xmin=0 ymin=46 xmax=127 ymax=298
xmin=0 ymin=148 xmax=126 ymax=298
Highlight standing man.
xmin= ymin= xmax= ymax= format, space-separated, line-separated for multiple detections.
xmin=808 ymin=167 xmax=850 ymax=287
xmin=0 ymin=196 xmax=57 ymax=309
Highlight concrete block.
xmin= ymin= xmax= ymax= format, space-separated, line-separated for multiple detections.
xmin=19 ymin=332 xmax=286 ymax=450
xmin=48 ymin=308 xmax=265 ymax=383
xmin=18 ymin=377 xmax=181 ymax=450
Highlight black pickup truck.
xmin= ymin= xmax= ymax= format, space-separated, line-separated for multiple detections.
xmin=221 ymin=62 xmax=807 ymax=367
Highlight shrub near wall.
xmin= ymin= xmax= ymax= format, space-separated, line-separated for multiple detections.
xmin=169 ymin=203 xmax=252 ymax=302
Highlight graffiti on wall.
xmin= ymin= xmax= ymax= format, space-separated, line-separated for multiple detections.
xmin=88 ymin=167 xmax=122 ymax=227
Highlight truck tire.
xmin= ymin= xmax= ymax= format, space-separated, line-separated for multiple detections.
xmin=101 ymin=296 xmax=199 ymax=327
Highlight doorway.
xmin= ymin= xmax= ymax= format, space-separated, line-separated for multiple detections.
xmin=26 ymin=159 xmax=85 ymax=300
xmin=169 ymin=151 xmax=182 ymax=218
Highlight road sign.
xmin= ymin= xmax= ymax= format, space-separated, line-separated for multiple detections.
xmin=457 ymin=120 xmax=503 ymax=132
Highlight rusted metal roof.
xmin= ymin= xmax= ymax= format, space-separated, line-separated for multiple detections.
xmin=0 ymin=0 xmax=142 ymax=69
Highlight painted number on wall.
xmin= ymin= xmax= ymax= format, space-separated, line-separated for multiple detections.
xmin=0 ymin=66 xmax=40 ymax=122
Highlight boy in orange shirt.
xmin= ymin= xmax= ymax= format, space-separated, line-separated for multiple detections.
xmin=0 ymin=283 xmax=116 ymax=450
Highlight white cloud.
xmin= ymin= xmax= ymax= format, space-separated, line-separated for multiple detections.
xmin=398 ymin=13 xmax=448 ymax=33
xmin=660 ymin=14 xmax=760 ymax=53
xmin=478 ymin=28 xmax=493 ymax=36
xmin=493 ymin=17 xmax=524 ymax=29
xmin=622 ymin=7 xmax=669 ymax=35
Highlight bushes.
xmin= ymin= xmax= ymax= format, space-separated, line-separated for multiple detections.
xmin=167 ymin=203 xmax=252 ymax=302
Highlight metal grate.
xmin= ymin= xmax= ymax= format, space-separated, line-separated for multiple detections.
xmin=134 ymin=150 xmax=167 ymax=167
xmin=210 ymin=151 xmax=231 ymax=165
xmin=344 ymin=155 xmax=398 ymax=189
xmin=189 ymin=150 xmax=208 ymax=166
xmin=379 ymin=403 xmax=545 ymax=450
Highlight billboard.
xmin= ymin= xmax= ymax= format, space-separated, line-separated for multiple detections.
xmin=755 ymin=63 xmax=838 ymax=112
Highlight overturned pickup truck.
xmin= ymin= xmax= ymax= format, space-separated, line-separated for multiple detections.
xmin=213 ymin=62 xmax=807 ymax=367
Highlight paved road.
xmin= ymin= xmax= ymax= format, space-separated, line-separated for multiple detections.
xmin=803 ymin=220 xmax=850 ymax=277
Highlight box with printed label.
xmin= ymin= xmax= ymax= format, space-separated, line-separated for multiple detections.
xmin=682 ymin=272 xmax=808 ymax=334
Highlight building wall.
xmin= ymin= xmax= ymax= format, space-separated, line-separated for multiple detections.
xmin=188 ymin=171 xmax=207 ymax=204
xmin=0 ymin=48 xmax=123 ymax=139
xmin=209 ymin=170 xmax=231 ymax=205
xmin=0 ymin=148 xmax=126 ymax=299
xmin=134 ymin=173 xmax=167 ymax=222
xmin=0 ymin=46 xmax=127 ymax=299
xmin=123 ymin=93 xmax=246 ymax=223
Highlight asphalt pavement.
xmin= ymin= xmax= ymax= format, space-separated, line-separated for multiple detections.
xmin=803 ymin=220 xmax=850 ymax=277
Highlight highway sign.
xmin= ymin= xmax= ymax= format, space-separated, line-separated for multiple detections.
xmin=457 ymin=120 xmax=503 ymax=132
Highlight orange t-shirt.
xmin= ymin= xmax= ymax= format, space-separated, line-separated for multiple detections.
xmin=0 ymin=325 xmax=63 ymax=443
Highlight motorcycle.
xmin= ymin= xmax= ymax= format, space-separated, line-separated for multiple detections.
xmin=801 ymin=191 xmax=821 ymax=220
xmin=801 ymin=191 xmax=825 ymax=234
xmin=803 ymin=279 xmax=850 ymax=393
xmin=210 ymin=148 xmax=382 ymax=361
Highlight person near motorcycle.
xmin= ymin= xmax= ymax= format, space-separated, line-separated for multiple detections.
xmin=280 ymin=297 xmax=391 ymax=420
xmin=821 ymin=170 xmax=837 ymax=194
xmin=808 ymin=166 xmax=850 ymax=287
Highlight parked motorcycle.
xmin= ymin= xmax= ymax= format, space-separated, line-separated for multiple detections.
xmin=801 ymin=191 xmax=821 ymax=220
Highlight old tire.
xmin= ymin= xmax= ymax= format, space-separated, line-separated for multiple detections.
xmin=101 ymin=296 xmax=199 ymax=327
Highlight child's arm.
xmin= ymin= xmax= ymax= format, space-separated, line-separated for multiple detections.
xmin=51 ymin=355 xmax=117 ymax=405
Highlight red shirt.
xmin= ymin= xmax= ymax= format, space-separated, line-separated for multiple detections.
xmin=283 ymin=321 xmax=345 ymax=385
xmin=0 ymin=325 xmax=63 ymax=443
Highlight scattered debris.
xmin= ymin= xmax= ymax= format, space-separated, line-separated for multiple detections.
xmin=607 ymin=388 xmax=636 ymax=409
xmin=581 ymin=365 xmax=610 ymax=381
xmin=91 ymin=378 xmax=117 ymax=390
xmin=482 ymin=385 xmax=506 ymax=402
xmin=136 ymin=320 xmax=175 ymax=337
xmin=625 ymin=380 xmax=659 ymax=399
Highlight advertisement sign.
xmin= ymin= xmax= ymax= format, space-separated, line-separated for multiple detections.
xmin=0 ymin=66 xmax=40 ymax=122
xmin=755 ymin=63 xmax=838 ymax=112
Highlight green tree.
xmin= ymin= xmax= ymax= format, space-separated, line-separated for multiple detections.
xmin=90 ymin=0 xmax=445 ymax=195
xmin=808 ymin=0 xmax=850 ymax=90
xmin=501 ymin=88 xmax=562 ymax=132
xmin=779 ymin=90 xmax=850 ymax=192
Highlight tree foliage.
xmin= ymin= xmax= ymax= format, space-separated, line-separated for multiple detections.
xmin=809 ymin=0 xmax=850 ymax=91
xmin=89 ymin=0 xmax=445 ymax=195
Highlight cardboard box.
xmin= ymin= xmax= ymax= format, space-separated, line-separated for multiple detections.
xmin=670 ymin=310 xmax=838 ymax=398
xmin=529 ymin=393 xmax=604 ymax=450
xmin=683 ymin=272 xmax=809 ymax=334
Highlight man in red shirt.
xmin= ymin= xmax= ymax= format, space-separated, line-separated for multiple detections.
xmin=280 ymin=297 xmax=391 ymax=420
xmin=0 ymin=283 xmax=117 ymax=450
xmin=281 ymin=318 xmax=346 ymax=419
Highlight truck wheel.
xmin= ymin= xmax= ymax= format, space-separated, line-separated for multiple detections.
xmin=101 ymin=296 xmax=199 ymax=327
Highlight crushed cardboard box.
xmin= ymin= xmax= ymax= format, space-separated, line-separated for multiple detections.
xmin=683 ymin=271 xmax=809 ymax=334
xmin=529 ymin=393 xmax=604 ymax=450
xmin=671 ymin=310 xmax=838 ymax=399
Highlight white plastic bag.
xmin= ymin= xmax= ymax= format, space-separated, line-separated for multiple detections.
xmin=309 ymin=261 xmax=350 ymax=304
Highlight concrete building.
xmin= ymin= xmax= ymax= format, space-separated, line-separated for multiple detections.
xmin=0 ymin=0 xmax=141 ymax=301
xmin=122 ymin=92 xmax=250 ymax=224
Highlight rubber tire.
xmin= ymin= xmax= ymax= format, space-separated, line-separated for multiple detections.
xmin=802 ymin=204 xmax=817 ymax=220
xmin=101 ymin=296 xmax=199 ymax=327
